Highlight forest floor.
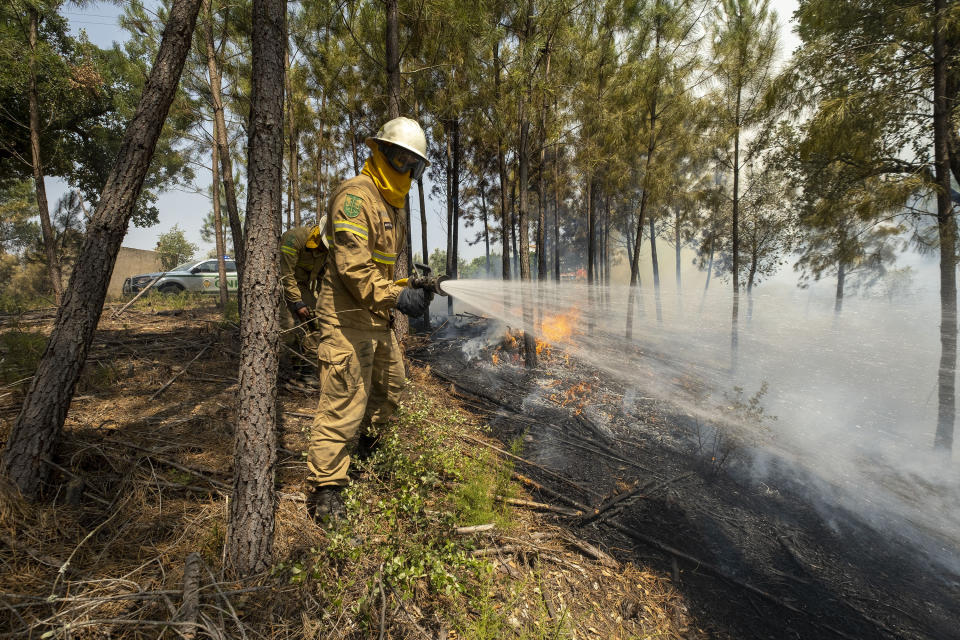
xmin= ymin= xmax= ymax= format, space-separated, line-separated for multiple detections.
xmin=412 ymin=315 xmax=960 ymax=640
xmin=0 ymin=296 xmax=694 ymax=639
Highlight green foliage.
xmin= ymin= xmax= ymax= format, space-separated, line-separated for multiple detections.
xmin=155 ymin=224 xmax=197 ymax=271
xmin=0 ymin=330 xmax=47 ymax=384
xmin=287 ymin=388 xmax=525 ymax=631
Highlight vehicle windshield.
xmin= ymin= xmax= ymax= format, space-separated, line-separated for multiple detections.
xmin=170 ymin=260 xmax=198 ymax=273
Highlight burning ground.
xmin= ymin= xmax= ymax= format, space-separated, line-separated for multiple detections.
xmin=412 ymin=313 xmax=960 ymax=640
xmin=1 ymin=298 xmax=697 ymax=639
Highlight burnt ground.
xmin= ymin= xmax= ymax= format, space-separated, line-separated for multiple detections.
xmin=411 ymin=315 xmax=960 ymax=640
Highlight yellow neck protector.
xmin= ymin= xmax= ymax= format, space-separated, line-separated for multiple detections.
xmin=361 ymin=145 xmax=410 ymax=208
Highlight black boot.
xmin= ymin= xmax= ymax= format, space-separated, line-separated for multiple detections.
xmin=356 ymin=432 xmax=382 ymax=461
xmin=307 ymin=486 xmax=345 ymax=526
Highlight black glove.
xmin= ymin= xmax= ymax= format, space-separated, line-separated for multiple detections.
xmin=396 ymin=287 xmax=429 ymax=317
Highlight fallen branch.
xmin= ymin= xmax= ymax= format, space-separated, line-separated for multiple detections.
xmin=561 ymin=535 xmax=620 ymax=569
xmin=511 ymin=471 xmax=591 ymax=514
xmin=454 ymin=524 xmax=495 ymax=535
xmin=175 ymin=553 xmax=203 ymax=640
xmin=113 ymin=272 xmax=168 ymax=317
xmin=471 ymin=545 xmax=519 ymax=558
xmin=149 ymin=342 xmax=212 ymax=401
xmin=495 ymin=495 xmax=580 ymax=517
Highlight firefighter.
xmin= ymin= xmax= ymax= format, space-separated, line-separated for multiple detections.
xmin=306 ymin=117 xmax=432 ymax=524
xmin=279 ymin=220 xmax=328 ymax=386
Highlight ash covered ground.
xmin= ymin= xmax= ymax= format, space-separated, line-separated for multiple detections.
xmin=411 ymin=314 xmax=960 ymax=640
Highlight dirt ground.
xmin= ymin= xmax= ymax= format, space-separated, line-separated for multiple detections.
xmin=412 ymin=315 xmax=960 ymax=640
xmin=1 ymin=301 xmax=705 ymax=639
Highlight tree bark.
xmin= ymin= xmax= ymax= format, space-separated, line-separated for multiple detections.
xmin=286 ymin=66 xmax=301 ymax=228
xmin=386 ymin=0 xmax=401 ymax=119
xmin=480 ymin=183 xmax=491 ymax=276
xmin=226 ymin=0 xmax=284 ymax=578
xmin=211 ymin=130 xmax=229 ymax=307
xmin=494 ymin=42 xmax=511 ymax=281
xmin=933 ymin=0 xmax=956 ymax=452
xmin=1 ymin=0 xmax=203 ymax=500
xmin=449 ymin=118 xmax=460 ymax=316
xmin=731 ymin=86 xmax=743 ymax=365
xmin=418 ymin=177 xmax=429 ymax=328
xmin=28 ymin=8 xmax=63 ymax=304
xmin=834 ymin=261 xmax=845 ymax=315
xmin=553 ymin=145 xmax=560 ymax=281
xmin=586 ymin=177 xmax=595 ymax=285
xmin=518 ymin=117 xmax=537 ymax=367
xmin=650 ymin=217 xmax=662 ymax=324
xmin=385 ymin=0 xmax=408 ymax=337
xmin=204 ymin=0 xmax=244 ymax=281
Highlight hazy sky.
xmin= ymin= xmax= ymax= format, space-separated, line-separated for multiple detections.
xmin=50 ymin=0 xmax=801 ymax=263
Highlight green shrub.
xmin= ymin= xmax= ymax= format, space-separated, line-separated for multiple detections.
xmin=0 ymin=330 xmax=47 ymax=384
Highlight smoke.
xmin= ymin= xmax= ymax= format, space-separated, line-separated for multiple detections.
xmin=440 ymin=277 xmax=960 ymax=574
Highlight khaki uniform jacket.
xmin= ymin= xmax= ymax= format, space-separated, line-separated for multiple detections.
xmin=314 ymin=174 xmax=405 ymax=331
xmin=280 ymin=226 xmax=327 ymax=306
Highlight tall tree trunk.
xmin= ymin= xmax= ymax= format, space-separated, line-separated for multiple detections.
xmin=28 ymin=8 xmax=63 ymax=304
xmin=386 ymin=0 xmax=401 ymax=119
xmin=675 ymin=209 xmax=682 ymax=293
xmin=385 ymin=0 xmax=407 ymax=337
xmin=511 ymin=182 xmax=519 ymax=276
xmin=586 ymin=177 xmax=595 ymax=285
xmin=449 ymin=118 xmax=460 ymax=316
xmin=835 ymin=261 xmax=845 ymax=315
xmin=211 ymin=130 xmax=229 ymax=307
xmin=495 ymin=42 xmax=511 ymax=281
xmin=518 ymin=0 xmax=537 ymax=367
xmin=204 ymin=0 xmax=244 ymax=284
xmin=603 ymin=196 xmax=611 ymax=287
xmin=316 ymin=92 xmax=326 ymax=221
xmin=553 ymin=146 xmax=560 ymax=281
xmin=480 ymin=184 xmax=491 ymax=276
xmin=287 ymin=101 xmax=300 ymax=226
xmin=934 ymin=0 xmax=956 ymax=452
xmin=1 ymin=0 xmax=203 ymax=500
xmin=731 ymin=87 xmax=743 ymax=366
xmin=226 ymin=0 xmax=284 ymax=577
xmin=747 ymin=241 xmax=758 ymax=323
xmin=649 ymin=217 xmax=662 ymax=324
xmin=626 ymin=79 xmax=659 ymax=338
xmin=701 ymin=229 xmax=715 ymax=313
xmin=418 ymin=177 xmax=429 ymax=328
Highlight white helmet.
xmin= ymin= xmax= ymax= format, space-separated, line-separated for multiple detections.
xmin=365 ymin=117 xmax=430 ymax=178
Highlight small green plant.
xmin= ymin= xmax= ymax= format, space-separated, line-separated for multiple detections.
xmin=137 ymin=290 xmax=207 ymax=311
xmin=0 ymin=330 xmax=47 ymax=384
xmin=297 ymin=387 xmax=523 ymax=631
xmin=220 ymin=298 xmax=239 ymax=325
xmin=694 ymin=382 xmax=778 ymax=474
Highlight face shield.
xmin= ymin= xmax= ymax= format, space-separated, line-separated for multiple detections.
xmin=380 ymin=143 xmax=428 ymax=180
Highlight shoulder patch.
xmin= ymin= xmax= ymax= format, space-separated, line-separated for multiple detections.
xmin=343 ymin=194 xmax=363 ymax=218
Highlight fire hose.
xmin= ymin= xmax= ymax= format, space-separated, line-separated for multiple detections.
xmin=394 ymin=263 xmax=451 ymax=297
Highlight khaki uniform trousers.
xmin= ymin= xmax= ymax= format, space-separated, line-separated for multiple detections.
xmin=279 ymin=286 xmax=319 ymax=356
xmin=308 ymin=324 xmax=404 ymax=487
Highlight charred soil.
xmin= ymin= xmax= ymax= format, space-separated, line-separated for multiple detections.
xmin=411 ymin=315 xmax=960 ymax=640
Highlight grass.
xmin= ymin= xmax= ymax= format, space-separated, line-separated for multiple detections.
xmin=281 ymin=386 xmax=559 ymax=636
xmin=0 ymin=330 xmax=46 ymax=385
xmin=0 ymin=292 xmax=54 ymax=315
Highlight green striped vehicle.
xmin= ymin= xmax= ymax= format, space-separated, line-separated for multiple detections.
xmin=122 ymin=258 xmax=239 ymax=296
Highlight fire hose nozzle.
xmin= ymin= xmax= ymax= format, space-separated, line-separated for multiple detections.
xmin=398 ymin=263 xmax=451 ymax=297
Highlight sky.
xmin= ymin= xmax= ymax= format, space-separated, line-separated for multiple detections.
xmin=49 ymin=0 xmax=802 ymax=266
